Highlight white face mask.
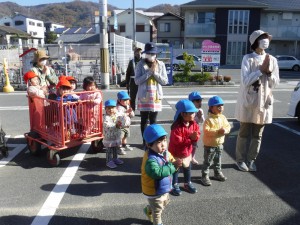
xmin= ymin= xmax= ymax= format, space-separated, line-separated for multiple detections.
xmin=259 ymin=39 xmax=269 ymax=50
xmin=40 ymin=60 xmax=47 ymax=66
xmin=145 ymin=54 xmax=156 ymax=62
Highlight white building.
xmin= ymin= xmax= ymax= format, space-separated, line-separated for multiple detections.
xmin=44 ymin=22 xmax=65 ymax=32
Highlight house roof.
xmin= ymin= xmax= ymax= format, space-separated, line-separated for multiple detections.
xmin=153 ymin=12 xmax=184 ymax=22
xmin=113 ymin=9 xmax=163 ymax=18
xmin=0 ymin=25 xmax=31 ymax=38
xmin=54 ymin=27 xmax=94 ymax=35
xmin=181 ymin=0 xmax=268 ymax=8
xmin=55 ymin=33 xmax=96 ymax=43
xmin=258 ymin=0 xmax=300 ymax=11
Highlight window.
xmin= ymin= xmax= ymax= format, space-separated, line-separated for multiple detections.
xmin=119 ymin=25 xmax=125 ymax=32
xmin=15 ymin=20 xmax=24 ymax=26
xmin=226 ymin=41 xmax=247 ymax=65
xmin=228 ymin=10 xmax=249 ymax=35
xmin=109 ymin=25 xmax=115 ymax=32
xmin=29 ymin=21 xmax=35 ymax=26
xmin=197 ymin=12 xmax=215 ymax=23
xmin=37 ymin=23 xmax=42 ymax=27
xmin=136 ymin=25 xmax=145 ymax=32
xmin=160 ymin=23 xmax=170 ymax=32
xmin=4 ymin=22 xmax=10 ymax=26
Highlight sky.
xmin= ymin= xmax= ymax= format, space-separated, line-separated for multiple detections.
xmin=9 ymin=0 xmax=191 ymax=8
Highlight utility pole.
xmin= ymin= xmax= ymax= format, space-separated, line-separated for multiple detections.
xmin=133 ymin=0 xmax=136 ymax=48
xmin=99 ymin=0 xmax=110 ymax=89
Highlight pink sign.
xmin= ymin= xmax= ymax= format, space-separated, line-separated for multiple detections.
xmin=202 ymin=40 xmax=221 ymax=52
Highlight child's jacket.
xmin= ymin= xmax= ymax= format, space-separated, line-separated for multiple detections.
xmin=203 ymin=112 xmax=231 ymax=147
xmin=169 ymin=121 xmax=200 ymax=158
xmin=141 ymin=149 xmax=176 ymax=196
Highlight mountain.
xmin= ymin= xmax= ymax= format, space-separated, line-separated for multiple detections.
xmin=0 ymin=1 xmax=180 ymax=27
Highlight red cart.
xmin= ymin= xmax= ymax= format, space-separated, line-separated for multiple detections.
xmin=24 ymin=90 xmax=103 ymax=166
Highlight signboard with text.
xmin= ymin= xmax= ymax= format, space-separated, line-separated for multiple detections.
xmin=201 ymin=40 xmax=221 ymax=72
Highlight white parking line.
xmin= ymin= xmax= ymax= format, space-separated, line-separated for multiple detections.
xmin=30 ymin=143 xmax=90 ymax=225
xmin=274 ymin=123 xmax=300 ymax=136
xmin=0 ymin=144 xmax=26 ymax=168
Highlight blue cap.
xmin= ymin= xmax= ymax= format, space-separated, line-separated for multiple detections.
xmin=208 ymin=96 xmax=224 ymax=107
xmin=174 ymin=99 xmax=198 ymax=121
xmin=143 ymin=124 xmax=168 ymax=144
xmin=142 ymin=42 xmax=160 ymax=54
xmin=105 ymin=99 xmax=116 ymax=107
xmin=188 ymin=91 xmax=203 ymax=101
xmin=117 ymin=91 xmax=130 ymax=100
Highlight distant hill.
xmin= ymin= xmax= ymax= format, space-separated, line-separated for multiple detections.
xmin=0 ymin=1 xmax=180 ymax=27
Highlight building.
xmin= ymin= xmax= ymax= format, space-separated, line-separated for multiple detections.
xmin=0 ymin=25 xmax=32 ymax=46
xmin=44 ymin=22 xmax=65 ymax=33
xmin=180 ymin=0 xmax=300 ymax=65
xmin=153 ymin=12 xmax=184 ymax=48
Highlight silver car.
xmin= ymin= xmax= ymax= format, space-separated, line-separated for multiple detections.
xmin=275 ymin=55 xmax=300 ymax=71
xmin=172 ymin=54 xmax=202 ymax=71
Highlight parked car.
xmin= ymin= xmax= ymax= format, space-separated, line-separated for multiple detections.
xmin=172 ymin=54 xmax=202 ymax=71
xmin=275 ymin=55 xmax=300 ymax=71
xmin=287 ymin=81 xmax=300 ymax=123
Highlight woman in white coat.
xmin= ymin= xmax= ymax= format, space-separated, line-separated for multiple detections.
xmin=235 ymin=30 xmax=280 ymax=172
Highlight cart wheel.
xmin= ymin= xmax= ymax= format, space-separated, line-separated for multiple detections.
xmin=91 ymin=139 xmax=104 ymax=153
xmin=27 ymin=132 xmax=41 ymax=156
xmin=47 ymin=150 xmax=60 ymax=167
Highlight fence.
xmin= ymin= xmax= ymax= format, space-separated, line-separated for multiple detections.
xmin=0 ymin=34 xmax=144 ymax=86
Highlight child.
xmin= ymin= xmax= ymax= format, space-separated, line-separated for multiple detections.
xmin=103 ymin=99 xmax=129 ymax=169
xmin=188 ymin=91 xmax=205 ymax=165
xmin=116 ymin=91 xmax=134 ymax=154
xmin=23 ymin=71 xmax=48 ymax=98
xmin=200 ymin=96 xmax=231 ymax=186
xmin=169 ymin=99 xmax=200 ymax=196
xmin=65 ymin=76 xmax=79 ymax=100
xmin=141 ymin=124 xmax=182 ymax=225
xmin=80 ymin=76 xmax=102 ymax=133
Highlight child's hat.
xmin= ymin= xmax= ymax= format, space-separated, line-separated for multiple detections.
xmin=208 ymin=96 xmax=224 ymax=107
xmin=174 ymin=99 xmax=198 ymax=120
xmin=117 ymin=91 xmax=130 ymax=100
xmin=65 ymin=76 xmax=77 ymax=82
xmin=143 ymin=124 xmax=168 ymax=144
xmin=56 ymin=77 xmax=71 ymax=89
xmin=23 ymin=71 xmax=38 ymax=83
xmin=188 ymin=91 xmax=203 ymax=101
xmin=105 ymin=99 xmax=117 ymax=107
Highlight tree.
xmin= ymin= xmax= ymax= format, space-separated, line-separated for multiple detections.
xmin=179 ymin=52 xmax=196 ymax=76
xmin=45 ymin=31 xmax=58 ymax=44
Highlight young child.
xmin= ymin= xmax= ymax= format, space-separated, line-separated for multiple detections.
xmin=200 ymin=96 xmax=231 ymax=186
xmin=65 ymin=76 xmax=79 ymax=100
xmin=141 ymin=124 xmax=182 ymax=225
xmin=23 ymin=71 xmax=48 ymax=98
xmin=116 ymin=91 xmax=134 ymax=155
xmin=103 ymin=99 xmax=129 ymax=169
xmin=80 ymin=76 xmax=102 ymax=133
xmin=188 ymin=91 xmax=205 ymax=165
xmin=169 ymin=99 xmax=200 ymax=196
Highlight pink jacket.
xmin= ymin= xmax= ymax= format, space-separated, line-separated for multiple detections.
xmin=169 ymin=121 xmax=200 ymax=158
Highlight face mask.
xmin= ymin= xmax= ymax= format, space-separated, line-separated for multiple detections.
xmin=145 ymin=54 xmax=156 ymax=62
xmin=40 ymin=60 xmax=47 ymax=66
xmin=259 ymin=39 xmax=269 ymax=50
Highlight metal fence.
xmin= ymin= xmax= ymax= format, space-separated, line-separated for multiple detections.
xmin=0 ymin=34 xmax=144 ymax=85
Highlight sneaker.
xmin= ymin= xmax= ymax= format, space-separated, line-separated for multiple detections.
xmin=171 ymin=183 xmax=182 ymax=196
xmin=236 ymin=162 xmax=249 ymax=172
xmin=143 ymin=206 xmax=153 ymax=223
xmin=247 ymin=160 xmax=257 ymax=172
xmin=117 ymin=148 xmax=127 ymax=155
xmin=124 ymin=145 xmax=133 ymax=151
xmin=200 ymin=175 xmax=212 ymax=186
xmin=213 ymin=172 xmax=227 ymax=181
xmin=106 ymin=160 xmax=117 ymax=169
xmin=191 ymin=158 xmax=199 ymax=165
xmin=183 ymin=182 xmax=197 ymax=194
xmin=114 ymin=158 xmax=124 ymax=165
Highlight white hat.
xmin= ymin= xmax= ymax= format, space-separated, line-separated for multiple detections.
xmin=249 ymin=30 xmax=271 ymax=46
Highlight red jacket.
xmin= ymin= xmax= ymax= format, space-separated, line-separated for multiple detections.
xmin=169 ymin=121 xmax=200 ymax=158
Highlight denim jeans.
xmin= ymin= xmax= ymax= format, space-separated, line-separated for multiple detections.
xmin=140 ymin=111 xmax=158 ymax=144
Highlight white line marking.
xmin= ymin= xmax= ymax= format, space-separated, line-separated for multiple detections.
xmin=274 ymin=123 xmax=300 ymax=136
xmin=0 ymin=106 xmax=28 ymax=111
xmin=0 ymin=144 xmax=26 ymax=168
xmin=30 ymin=143 xmax=90 ymax=225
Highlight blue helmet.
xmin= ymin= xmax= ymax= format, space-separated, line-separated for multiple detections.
xmin=174 ymin=99 xmax=198 ymax=120
xmin=208 ymin=96 xmax=224 ymax=107
xmin=143 ymin=124 xmax=168 ymax=144
xmin=117 ymin=91 xmax=130 ymax=100
xmin=188 ymin=91 xmax=203 ymax=101
xmin=105 ymin=99 xmax=117 ymax=107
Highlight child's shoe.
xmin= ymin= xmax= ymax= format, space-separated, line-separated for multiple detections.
xmin=171 ymin=183 xmax=182 ymax=196
xmin=200 ymin=175 xmax=212 ymax=186
xmin=118 ymin=147 xmax=127 ymax=155
xmin=113 ymin=158 xmax=124 ymax=165
xmin=124 ymin=144 xmax=133 ymax=151
xmin=247 ymin=160 xmax=257 ymax=172
xmin=183 ymin=182 xmax=197 ymax=194
xmin=106 ymin=160 xmax=117 ymax=169
xmin=213 ymin=171 xmax=227 ymax=181
xmin=143 ymin=206 xmax=153 ymax=223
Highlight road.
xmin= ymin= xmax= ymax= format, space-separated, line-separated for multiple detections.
xmin=0 ymin=70 xmax=300 ymax=225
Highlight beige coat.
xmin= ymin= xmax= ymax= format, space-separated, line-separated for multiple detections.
xmin=235 ymin=52 xmax=280 ymax=124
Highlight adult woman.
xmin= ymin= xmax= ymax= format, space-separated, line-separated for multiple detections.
xmin=235 ymin=30 xmax=280 ymax=172
xmin=135 ymin=42 xmax=168 ymax=147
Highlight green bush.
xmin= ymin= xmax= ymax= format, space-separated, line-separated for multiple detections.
xmin=173 ymin=72 xmax=190 ymax=82
xmin=173 ymin=72 xmax=212 ymax=84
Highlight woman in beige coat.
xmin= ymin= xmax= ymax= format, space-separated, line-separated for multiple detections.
xmin=235 ymin=30 xmax=280 ymax=172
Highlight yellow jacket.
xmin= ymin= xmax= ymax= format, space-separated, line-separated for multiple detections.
xmin=203 ymin=112 xmax=231 ymax=147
